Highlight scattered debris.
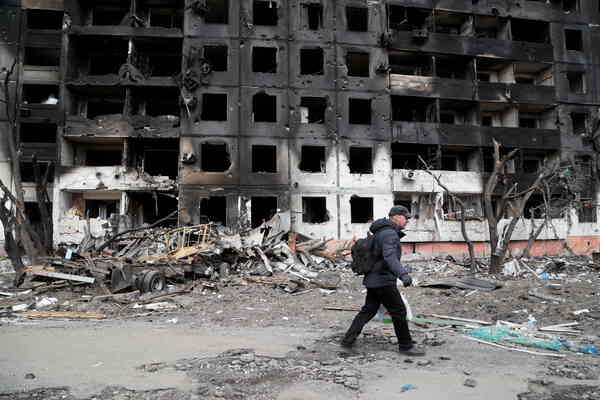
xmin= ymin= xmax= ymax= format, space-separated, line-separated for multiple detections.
xmin=464 ymin=378 xmax=477 ymax=388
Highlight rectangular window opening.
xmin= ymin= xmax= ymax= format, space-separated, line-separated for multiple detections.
xmin=253 ymin=1 xmax=279 ymax=26
xmin=250 ymin=196 xmax=278 ymax=228
xmin=145 ymin=4 xmax=184 ymax=29
xmin=300 ymin=48 xmax=324 ymax=75
xmin=349 ymin=147 xmax=373 ymax=174
xmin=87 ymin=100 xmax=124 ymax=119
xmin=86 ymin=149 xmax=122 ymax=166
xmin=350 ymin=196 xmax=373 ymax=223
xmin=391 ymin=96 xmax=436 ymax=122
xmin=20 ymin=162 xmax=54 ymax=183
xmin=135 ymin=39 xmax=183 ymax=77
xmin=391 ymin=143 xmax=438 ymax=170
xmin=20 ymin=123 xmax=57 ymax=144
xmin=203 ymin=45 xmax=228 ymax=72
xmin=305 ymin=3 xmax=323 ymax=30
xmin=299 ymin=145 xmax=326 ymax=172
xmin=571 ymin=112 xmax=588 ymax=135
xmin=92 ymin=4 xmax=129 ymax=25
xmin=299 ymin=97 xmax=326 ymax=124
xmin=200 ymin=197 xmax=227 ymax=225
xmin=252 ymin=145 xmax=277 ymax=173
xmin=511 ymin=19 xmax=549 ymax=43
xmin=565 ymin=29 xmax=583 ymax=51
xmin=201 ymin=93 xmax=228 ymax=121
xmin=85 ymin=199 xmax=119 ymax=219
xmin=348 ymin=98 xmax=371 ymax=125
xmin=203 ymin=0 xmax=229 ymax=24
xmin=563 ymin=0 xmax=579 ymax=12
xmin=567 ymin=71 xmax=585 ymax=94
xmin=346 ymin=51 xmax=370 ymax=77
xmin=302 ymin=197 xmax=329 ymax=223
xmin=252 ymin=47 xmax=278 ymax=73
xmin=394 ymin=194 xmax=414 ymax=218
xmin=201 ymin=142 xmax=231 ymax=172
xmin=253 ymin=93 xmax=277 ymax=122
xmin=24 ymin=47 xmax=60 ymax=67
xmin=389 ymin=52 xmax=432 ymax=76
xmin=22 ymin=85 xmax=59 ymax=105
xmin=346 ymin=6 xmax=368 ymax=32
xmin=142 ymin=139 xmax=179 ymax=179
xmin=27 ymin=9 xmax=63 ymax=30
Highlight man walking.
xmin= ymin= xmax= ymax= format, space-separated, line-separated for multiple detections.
xmin=341 ymin=205 xmax=425 ymax=356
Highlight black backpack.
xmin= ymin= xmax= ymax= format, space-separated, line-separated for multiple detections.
xmin=350 ymin=234 xmax=379 ymax=275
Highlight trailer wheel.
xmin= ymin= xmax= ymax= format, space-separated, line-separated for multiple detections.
xmin=142 ymin=271 xmax=165 ymax=293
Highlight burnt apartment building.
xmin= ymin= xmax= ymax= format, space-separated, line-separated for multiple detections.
xmin=1 ymin=0 xmax=599 ymax=255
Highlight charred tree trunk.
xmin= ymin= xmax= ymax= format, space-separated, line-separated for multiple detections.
xmin=32 ymin=156 xmax=53 ymax=252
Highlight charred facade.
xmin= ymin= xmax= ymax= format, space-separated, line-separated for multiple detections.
xmin=1 ymin=0 xmax=599 ymax=255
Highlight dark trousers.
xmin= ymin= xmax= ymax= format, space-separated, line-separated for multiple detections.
xmin=342 ymin=286 xmax=413 ymax=349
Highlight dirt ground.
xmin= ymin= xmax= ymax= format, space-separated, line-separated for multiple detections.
xmin=1 ymin=256 xmax=599 ymax=399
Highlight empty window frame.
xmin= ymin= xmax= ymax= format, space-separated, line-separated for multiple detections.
xmin=346 ymin=6 xmax=368 ymax=31
xmin=143 ymin=142 xmax=179 ymax=179
xmin=346 ymin=51 xmax=370 ymax=77
xmin=253 ymin=93 xmax=277 ymax=122
xmin=252 ymin=47 xmax=278 ymax=73
xmin=253 ymin=1 xmax=279 ymax=26
xmin=87 ymin=38 xmax=128 ymax=75
xmin=143 ymin=1 xmax=184 ymax=29
xmin=388 ymin=6 xmax=429 ymax=31
xmin=299 ymin=145 xmax=326 ymax=172
xmin=22 ymin=85 xmax=59 ymax=105
xmin=563 ymin=0 xmax=579 ymax=13
xmin=203 ymin=45 xmax=228 ymax=71
xmin=91 ymin=3 xmax=129 ymax=25
xmin=19 ymin=123 xmax=57 ymax=144
xmin=511 ymin=19 xmax=549 ymax=43
xmin=391 ymin=143 xmax=438 ymax=170
xmin=200 ymin=197 xmax=227 ymax=225
xmin=85 ymin=199 xmax=119 ymax=219
xmin=135 ymin=38 xmax=183 ymax=77
xmin=571 ymin=112 xmax=588 ymax=135
xmin=567 ymin=71 xmax=585 ymax=93
xmin=564 ymin=29 xmax=583 ymax=51
xmin=302 ymin=197 xmax=329 ymax=223
xmin=302 ymin=3 xmax=323 ymax=30
xmin=299 ymin=97 xmax=326 ymax=124
xmin=20 ymin=162 xmax=54 ymax=183
xmin=518 ymin=114 xmax=539 ymax=128
xmin=250 ymin=196 xmax=278 ymax=228
xmin=201 ymin=142 xmax=231 ymax=172
xmin=391 ymin=96 xmax=436 ymax=122
xmin=86 ymin=149 xmax=122 ymax=166
xmin=389 ymin=52 xmax=432 ymax=76
xmin=348 ymin=147 xmax=372 ymax=174
xmin=133 ymin=89 xmax=180 ymax=117
xmin=203 ymin=0 xmax=229 ymax=24
xmin=27 ymin=9 xmax=63 ymax=30
xmin=440 ymin=148 xmax=472 ymax=171
xmin=252 ymin=145 xmax=277 ymax=173
xmin=87 ymin=99 xmax=124 ymax=118
xmin=201 ymin=93 xmax=228 ymax=121
xmin=300 ymin=48 xmax=324 ymax=75
xmin=24 ymin=47 xmax=60 ymax=66
xmin=577 ymin=199 xmax=597 ymax=223
xmin=348 ymin=98 xmax=371 ymax=125
xmin=350 ymin=196 xmax=373 ymax=223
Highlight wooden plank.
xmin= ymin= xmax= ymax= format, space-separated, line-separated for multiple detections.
xmin=21 ymin=311 xmax=106 ymax=319
xmin=465 ymin=336 xmax=565 ymax=358
xmin=30 ymin=269 xmax=95 ymax=284
xmin=426 ymin=313 xmax=492 ymax=325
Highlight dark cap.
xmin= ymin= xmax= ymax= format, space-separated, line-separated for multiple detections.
xmin=389 ymin=205 xmax=410 ymax=218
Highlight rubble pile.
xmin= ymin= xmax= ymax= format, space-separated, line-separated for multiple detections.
xmin=0 ymin=215 xmax=354 ymax=317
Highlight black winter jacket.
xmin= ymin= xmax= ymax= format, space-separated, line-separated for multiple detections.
xmin=363 ymin=218 xmax=410 ymax=288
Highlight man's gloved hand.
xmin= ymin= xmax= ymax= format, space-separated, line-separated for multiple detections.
xmin=400 ymin=274 xmax=413 ymax=287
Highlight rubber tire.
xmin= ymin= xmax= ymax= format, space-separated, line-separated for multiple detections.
xmin=141 ymin=270 xmax=166 ymax=293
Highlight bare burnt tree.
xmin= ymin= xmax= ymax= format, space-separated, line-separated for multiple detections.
xmin=418 ymin=155 xmax=479 ymax=270
xmin=485 ymin=140 xmax=559 ymax=274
